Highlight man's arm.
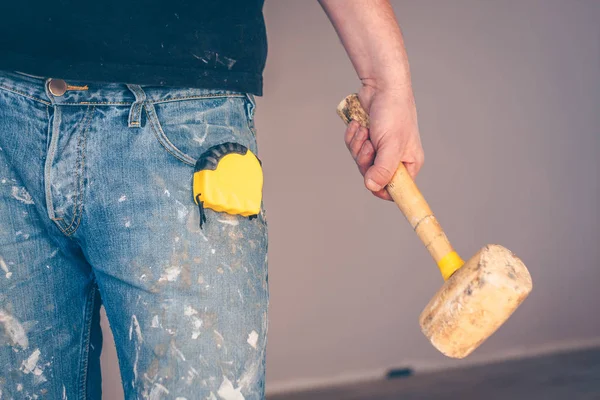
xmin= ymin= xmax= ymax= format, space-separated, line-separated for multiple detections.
xmin=319 ymin=0 xmax=424 ymax=200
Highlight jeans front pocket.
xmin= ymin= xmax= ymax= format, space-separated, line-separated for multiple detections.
xmin=145 ymin=94 xmax=259 ymax=166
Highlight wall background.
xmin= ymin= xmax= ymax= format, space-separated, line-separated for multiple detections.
xmin=101 ymin=0 xmax=600 ymax=397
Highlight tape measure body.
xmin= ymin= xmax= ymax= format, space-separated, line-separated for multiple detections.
xmin=193 ymin=142 xmax=263 ymax=223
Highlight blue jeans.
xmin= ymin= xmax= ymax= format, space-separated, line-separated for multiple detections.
xmin=0 ymin=71 xmax=269 ymax=400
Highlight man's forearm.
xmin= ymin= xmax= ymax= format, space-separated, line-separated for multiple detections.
xmin=318 ymin=0 xmax=411 ymax=91
xmin=320 ymin=0 xmax=424 ymax=192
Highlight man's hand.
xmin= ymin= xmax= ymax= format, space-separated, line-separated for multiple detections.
xmin=319 ymin=0 xmax=424 ymax=200
xmin=344 ymin=84 xmax=423 ymax=201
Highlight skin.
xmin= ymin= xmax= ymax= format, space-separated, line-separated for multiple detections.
xmin=319 ymin=0 xmax=424 ymax=200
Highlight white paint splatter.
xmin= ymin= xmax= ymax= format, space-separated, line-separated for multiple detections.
xmin=118 ymin=195 xmax=127 ymax=202
xmin=164 ymin=189 xmax=171 ymax=197
xmin=191 ymin=52 xmax=209 ymax=64
xmin=11 ymin=186 xmax=34 ymax=204
xmin=247 ymin=331 xmax=258 ymax=349
xmin=214 ymin=54 xmax=237 ymax=70
xmin=148 ymin=383 xmax=169 ymax=400
xmin=214 ymin=330 xmax=224 ymax=349
xmin=124 ymin=218 xmax=132 ymax=228
xmin=129 ymin=315 xmax=143 ymax=342
xmin=211 ymin=249 xmax=216 ymax=255
xmin=184 ymin=306 xmax=203 ymax=339
xmin=16 ymin=231 xmax=30 ymax=240
xmin=20 ymin=348 xmax=42 ymax=375
xmin=0 ymin=256 xmax=12 ymax=279
xmin=34 ymin=372 xmax=47 ymax=384
xmin=206 ymin=393 xmax=217 ymax=400
xmin=159 ymin=266 xmax=181 ymax=282
xmin=217 ymin=219 xmax=239 ymax=226
xmin=198 ymin=229 xmax=209 ymax=242
xmin=191 ymin=317 xmax=203 ymax=339
xmin=217 ymin=376 xmax=245 ymax=400
xmin=0 ymin=310 xmax=28 ymax=348
xmin=184 ymin=306 xmax=198 ymax=316
xmin=175 ymin=200 xmax=189 ymax=222
xmin=1 ymin=178 xmax=6 ymax=183
xmin=237 ymin=361 xmax=261 ymax=393
xmin=129 ymin=315 xmax=143 ymax=387
xmin=186 ymin=365 xmax=201 ymax=384
xmin=171 ymin=342 xmax=186 ymax=361
xmin=140 ymin=274 xmax=147 ymax=281
xmin=17 ymin=384 xmax=23 ymax=391
xmin=62 ymin=385 xmax=67 ymax=399
xmin=187 ymin=367 xmax=200 ymax=385
xmin=151 ymin=315 xmax=160 ymax=328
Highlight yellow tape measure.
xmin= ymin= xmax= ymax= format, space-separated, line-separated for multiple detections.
xmin=193 ymin=142 xmax=263 ymax=228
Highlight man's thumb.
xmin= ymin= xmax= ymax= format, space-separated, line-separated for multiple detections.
xmin=364 ymin=145 xmax=401 ymax=192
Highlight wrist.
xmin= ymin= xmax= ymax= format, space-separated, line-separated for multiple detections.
xmin=361 ymin=75 xmax=414 ymax=99
xmin=361 ymin=63 xmax=412 ymax=93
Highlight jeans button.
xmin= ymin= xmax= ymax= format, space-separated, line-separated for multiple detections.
xmin=48 ymin=79 xmax=67 ymax=96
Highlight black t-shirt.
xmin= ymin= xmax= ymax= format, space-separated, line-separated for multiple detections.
xmin=0 ymin=1 xmax=268 ymax=95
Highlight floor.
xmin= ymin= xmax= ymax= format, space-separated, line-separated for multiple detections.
xmin=268 ymin=347 xmax=600 ymax=400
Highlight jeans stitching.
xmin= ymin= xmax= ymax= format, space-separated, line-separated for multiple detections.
xmin=44 ymin=106 xmax=61 ymax=222
xmin=56 ymin=93 xmax=245 ymax=106
xmin=60 ymin=106 xmax=94 ymax=236
xmin=144 ymin=102 xmax=196 ymax=166
xmin=61 ymin=101 xmax=132 ymax=106
xmin=67 ymin=105 xmax=94 ymax=235
xmin=129 ymin=103 xmax=143 ymax=127
xmin=78 ymin=285 xmax=97 ymax=400
xmin=148 ymin=93 xmax=245 ymax=105
xmin=0 ymin=84 xmax=51 ymax=105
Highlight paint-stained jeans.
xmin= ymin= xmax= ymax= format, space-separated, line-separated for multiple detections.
xmin=0 ymin=71 xmax=269 ymax=400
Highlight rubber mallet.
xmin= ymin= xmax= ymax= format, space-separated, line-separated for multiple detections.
xmin=337 ymin=94 xmax=532 ymax=358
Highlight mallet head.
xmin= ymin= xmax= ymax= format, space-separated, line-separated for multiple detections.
xmin=419 ymin=244 xmax=532 ymax=358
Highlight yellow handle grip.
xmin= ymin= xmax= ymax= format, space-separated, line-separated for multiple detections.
xmin=336 ymin=94 xmax=464 ymax=280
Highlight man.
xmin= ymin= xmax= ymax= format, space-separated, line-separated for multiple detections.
xmin=0 ymin=0 xmax=423 ymax=398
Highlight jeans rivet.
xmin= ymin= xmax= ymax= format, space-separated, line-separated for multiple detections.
xmin=48 ymin=79 xmax=67 ymax=96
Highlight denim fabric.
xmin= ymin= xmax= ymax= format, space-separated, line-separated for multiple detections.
xmin=0 ymin=71 xmax=269 ymax=400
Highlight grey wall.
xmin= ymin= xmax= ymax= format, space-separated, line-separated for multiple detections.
xmin=102 ymin=0 xmax=600 ymax=397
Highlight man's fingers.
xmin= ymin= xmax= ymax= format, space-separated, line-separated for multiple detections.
xmin=348 ymin=126 xmax=368 ymax=159
xmin=356 ymin=140 xmax=375 ymax=175
xmin=364 ymin=140 xmax=402 ymax=192
xmin=372 ymin=188 xmax=393 ymax=201
xmin=344 ymin=120 xmax=360 ymax=148
xmin=355 ymin=141 xmax=393 ymax=201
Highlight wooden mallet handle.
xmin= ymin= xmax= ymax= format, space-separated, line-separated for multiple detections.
xmin=337 ymin=94 xmax=463 ymax=280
